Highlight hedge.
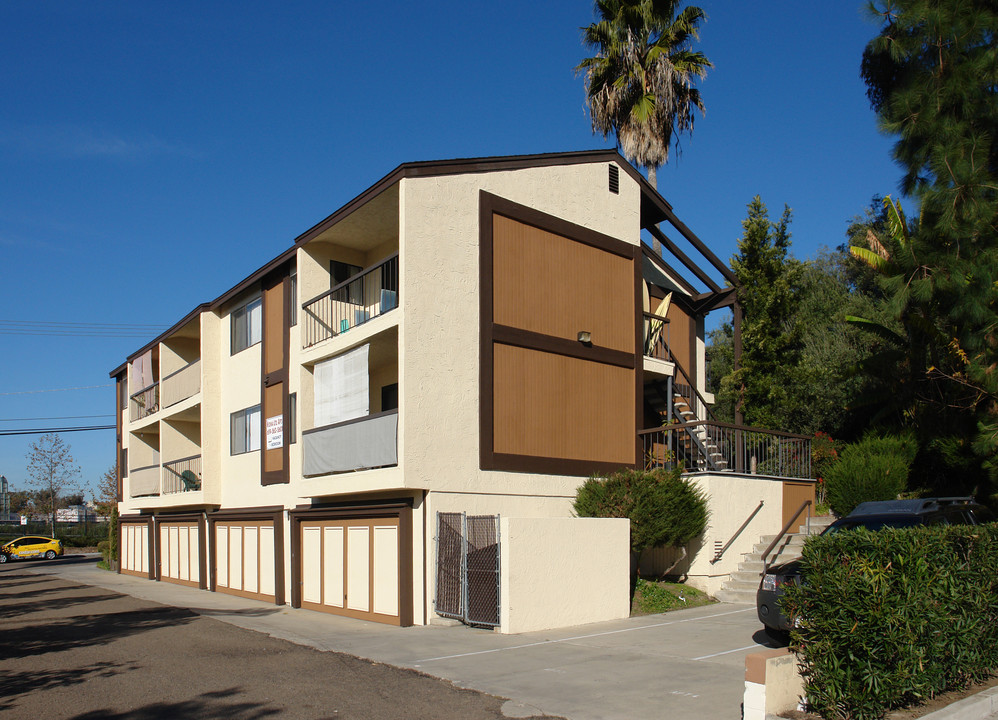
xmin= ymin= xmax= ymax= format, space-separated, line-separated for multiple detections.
xmin=782 ymin=524 xmax=998 ymax=719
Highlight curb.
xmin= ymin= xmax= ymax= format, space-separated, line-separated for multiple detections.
xmin=916 ymin=685 xmax=998 ymax=720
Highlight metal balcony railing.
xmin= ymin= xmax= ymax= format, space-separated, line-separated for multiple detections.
xmin=130 ymin=384 xmax=160 ymax=422
xmin=302 ymin=254 xmax=399 ymax=348
xmin=639 ymin=421 xmax=812 ymax=479
xmin=162 ymin=455 xmax=202 ymax=494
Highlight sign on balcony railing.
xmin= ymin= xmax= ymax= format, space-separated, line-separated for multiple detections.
xmin=163 ymin=455 xmax=202 ymax=494
xmin=640 ymin=421 xmax=813 ymax=479
xmin=302 ymin=254 xmax=399 ymax=348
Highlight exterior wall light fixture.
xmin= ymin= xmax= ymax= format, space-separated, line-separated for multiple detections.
xmin=577 ymin=331 xmax=592 ymax=344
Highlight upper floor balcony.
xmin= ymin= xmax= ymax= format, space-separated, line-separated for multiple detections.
xmin=302 ymin=253 xmax=399 ymax=349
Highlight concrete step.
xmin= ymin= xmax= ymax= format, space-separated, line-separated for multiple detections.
xmin=715 ymin=587 xmax=757 ymax=604
xmin=728 ymin=570 xmax=762 ymax=584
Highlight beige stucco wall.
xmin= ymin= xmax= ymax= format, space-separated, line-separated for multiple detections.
xmin=499 ymin=517 xmax=630 ymax=634
xmin=399 ymin=162 xmax=641 ymax=499
xmin=640 ymin=472 xmax=786 ymax=595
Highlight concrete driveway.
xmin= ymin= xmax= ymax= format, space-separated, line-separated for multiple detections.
xmin=24 ymin=557 xmax=774 ymax=719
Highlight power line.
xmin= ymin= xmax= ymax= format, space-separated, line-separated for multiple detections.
xmin=0 ymin=414 xmax=116 ymax=422
xmin=0 ymin=425 xmax=115 ymax=436
xmin=0 ymin=320 xmax=167 ymax=329
xmin=0 ymin=383 xmax=114 ymax=396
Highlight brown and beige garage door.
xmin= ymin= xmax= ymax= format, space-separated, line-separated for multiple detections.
xmin=299 ymin=518 xmax=401 ymax=624
xmin=215 ymin=520 xmax=278 ymax=602
xmin=120 ymin=520 xmax=151 ymax=577
xmin=157 ymin=520 xmax=203 ymax=588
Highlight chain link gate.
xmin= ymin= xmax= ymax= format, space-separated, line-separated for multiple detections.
xmin=434 ymin=512 xmax=500 ymax=628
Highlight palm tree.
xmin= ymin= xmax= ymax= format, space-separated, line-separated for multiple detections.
xmin=577 ymin=0 xmax=711 ymax=188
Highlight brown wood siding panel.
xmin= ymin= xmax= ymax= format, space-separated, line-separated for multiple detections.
xmin=493 ymin=343 xmax=634 ymax=464
xmin=667 ymin=302 xmax=693 ymax=373
xmin=782 ymin=481 xmax=816 ymax=527
xmin=263 ymin=281 xmax=284 ymax=374
xmin=261 ymin=270 xmax=290 ymax=485
xmin=493 ymin=215 xmax=634 ymax=354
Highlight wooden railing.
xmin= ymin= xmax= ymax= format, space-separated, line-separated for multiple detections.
xmin=640 ymin=421 xmax=812 ymax=479
xmin=302 ymin=254 xmax=399 ymax=348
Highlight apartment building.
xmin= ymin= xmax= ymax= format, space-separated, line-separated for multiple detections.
xmin=111 ymin=150 xmax=812 ymax=631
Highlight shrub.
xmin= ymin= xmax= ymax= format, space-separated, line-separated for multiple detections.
xmin=573 ymin=468 xmax=708 ymax=554
xmin=782 ymin=524 xmax=998 ymax=719
xmin=824 ymin=433 xmax=917 ymax=516
xmin=108 ymin=506 xmax=118 ymax=563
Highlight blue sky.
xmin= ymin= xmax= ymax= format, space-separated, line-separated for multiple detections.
xmin=0 ymin=1 xmax=901 ymax=497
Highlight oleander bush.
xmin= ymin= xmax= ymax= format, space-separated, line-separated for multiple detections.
xmin=782 ymin=524 xmax=998 ymax=719
xmin=823 ymin=433 xmax=917 ymax=516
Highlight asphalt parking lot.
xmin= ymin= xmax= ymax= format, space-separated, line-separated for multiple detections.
xmin=0 ymin=561 xmax=558 ymax=720
xmin=8 ymin=557 xmax=775 ymax=719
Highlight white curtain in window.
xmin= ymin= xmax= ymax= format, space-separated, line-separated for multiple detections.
xmin=314 ymin=344 xmax=369 ymax=427
xmin=248 ymin=406 xmax=261 ymax=452
xmin=132 ymin=349 xmax=154 ymax=391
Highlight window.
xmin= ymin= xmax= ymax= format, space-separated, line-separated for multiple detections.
xmin=289 ymin=393 xmax=297 ymax=444
xmin=381 ymin=383 xmax=398 ymax=412
xmin=331 ymin=260 xmax=363 ymax=304
xmin=231 ymin=405 xmax=261 ymax=455
xmin=230 ymin=297 xmax=262 ymax=354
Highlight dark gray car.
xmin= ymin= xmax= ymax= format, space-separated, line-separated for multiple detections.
xmin=756 ymin=498 xmax=993 ymax=642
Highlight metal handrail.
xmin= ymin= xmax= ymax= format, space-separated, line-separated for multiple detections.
xmin=710 ymin=500 xmax=765 ymax=564
xmin=666 ymin=349 xmax=718 ymax=424
xmin=759 ymin=500 xmax=812 ymax=578
xmin=301 ymin=252 xmax=399 ymax=308
xmin=637 ymin=420 xmax=811 ymax=441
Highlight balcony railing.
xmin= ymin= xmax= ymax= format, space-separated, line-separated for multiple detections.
xmin=163 ymin=455 xmax=202 ymax=494
xmin=302 ymin=254 xmax=399 ymax=349
xmin=129 ymin=464 xmax=161 ymax=498
xmin=643 ymin=312 xmax=671 ymax=361
xmin=161 ymin=359 xmax=201 ymax=408
xmin=130 ymin=384 xmax=160 ymax=422
xmin=302 ymin=409 xmax=398 ymax=476
xmin=639 ymin=421 xmax=812 ymax=479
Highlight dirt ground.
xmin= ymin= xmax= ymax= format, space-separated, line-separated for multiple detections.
xmin=0 ymin=564 xmax=563 ymax=719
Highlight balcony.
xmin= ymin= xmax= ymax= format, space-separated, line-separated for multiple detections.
xmin=130 ymin=384 xmax=160 ymax=422
xmin=161 ymin=359 xmax=201 ymax=409
xmin=302 ymin=254 xmax=399 ymax=349
xmin=639 ymin=421 xmax=812 ymax=479
xmin=302 ymin=409 xmax=398 ymax=477
xmin=643 ymin=311 xmax=671 ymax=362
xmin=129 ymin=464 xmax=160 ymax=498
xmin=163 ymin=455 xmax=202 ymax=494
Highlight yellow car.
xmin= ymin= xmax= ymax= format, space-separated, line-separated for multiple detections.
xmin=0 ymin=536 xmax=64 ymax=563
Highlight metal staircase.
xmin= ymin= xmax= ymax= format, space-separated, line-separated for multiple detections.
xmin=713 ymin=515 xmax=835 ymax=603
xmin=644 ymin=377 xmax=729 ymax=472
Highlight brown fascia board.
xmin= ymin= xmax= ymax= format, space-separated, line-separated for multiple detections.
xmin=109 ymin=149 xmax=660 ymax=377
xmin=693 ymin=287 xmax=737 ymax=314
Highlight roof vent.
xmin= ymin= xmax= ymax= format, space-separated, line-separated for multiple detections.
xmin=608 ymin=164 xmax=619 ymax=194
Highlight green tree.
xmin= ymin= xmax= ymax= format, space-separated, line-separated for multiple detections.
xmin=720 ymin=197 xmax=801 ymax=429
xmin=577 ymin=0 xmax=711 ymax=187
xmin=25 ymin=433 xmax=80 ymax=536
xmin=858 ymin=0 xmax=998 ymax=497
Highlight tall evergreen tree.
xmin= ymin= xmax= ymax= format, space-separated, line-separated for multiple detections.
xmin=721 ymin=197 xmax=801 ymax=429
xmin=858 ymin=0 xmax=998 ymax=494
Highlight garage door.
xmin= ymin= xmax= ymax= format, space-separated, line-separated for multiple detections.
xmin=121 ymin=523 xmax=149 ymax=577
xmin=158 ymin=522 xmax=201 ymax=587
xmin=300 ymin=518 xmax=400 ymax=625
xmin=215 ymin=521 xmax=277 ymax=602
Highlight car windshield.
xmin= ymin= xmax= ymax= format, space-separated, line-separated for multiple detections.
xmin=825 ymin=517 xmax=924 ymax=534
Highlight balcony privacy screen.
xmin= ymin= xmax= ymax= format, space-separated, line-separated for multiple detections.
xmin=302 ymin=411 xmax=398 ymax=476
xmin=314 ymin=344 xmax=368 ymax=427
xmin=132 ymin=349 xmax=154 ymax=392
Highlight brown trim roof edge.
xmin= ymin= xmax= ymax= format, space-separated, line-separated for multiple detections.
xmin=110 ymin=148 xmax=708 ymax=375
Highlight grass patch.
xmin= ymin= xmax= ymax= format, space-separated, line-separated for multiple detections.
xmin=631 ymin=578 xmax=715 ymax=615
